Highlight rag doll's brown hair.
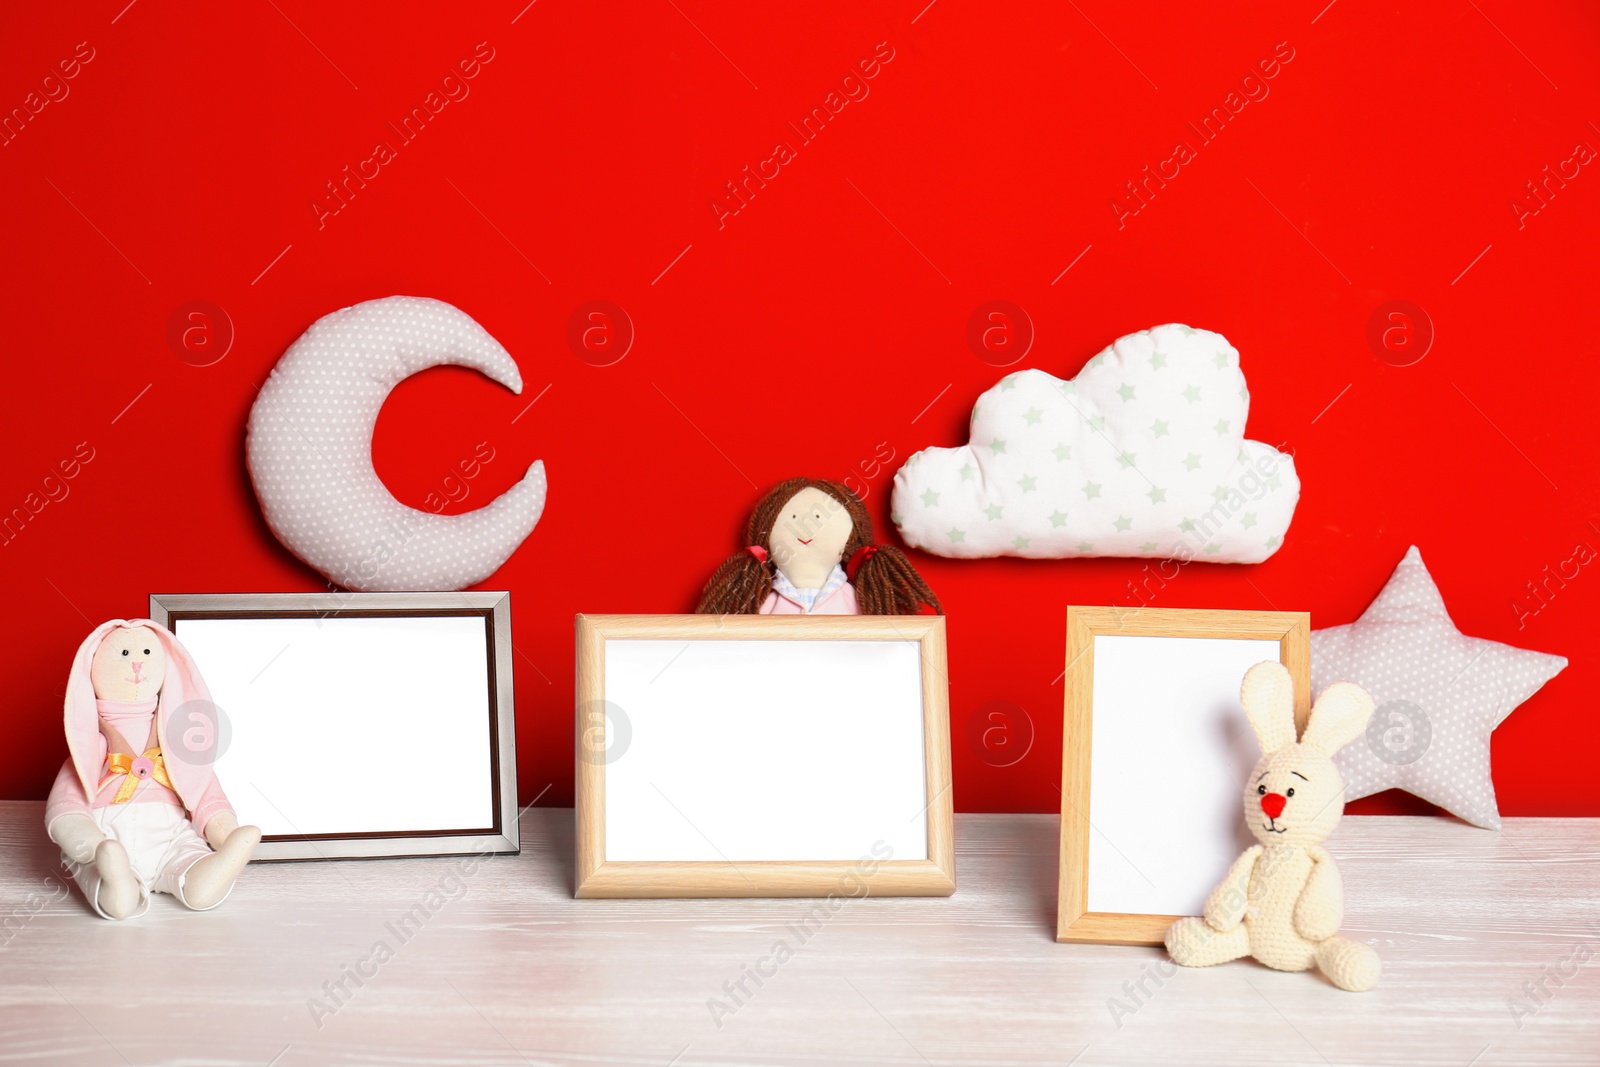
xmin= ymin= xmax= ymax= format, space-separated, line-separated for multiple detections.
xmin=695 ymin=477 xmax=942 ymax=616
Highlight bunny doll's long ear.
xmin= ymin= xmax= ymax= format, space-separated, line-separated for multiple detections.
xmin=1301 ymin=681 xmax=1375 ymax=756
xmin=65 ymin=620 xmax=127 ymax=801
xmin=1241 ymin=660 xmax=1297 ymax=755
xmin=138 ymin=619 xmax=217 ymax=809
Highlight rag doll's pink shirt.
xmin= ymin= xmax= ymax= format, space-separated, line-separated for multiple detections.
xmin=45 ymin=698 xmax=233 ymax=835
xmin=760 ymin=582 xmax=859 ymax=614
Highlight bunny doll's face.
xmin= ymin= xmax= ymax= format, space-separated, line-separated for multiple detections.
xmin=89 ymin=626 xmax=166 ymax=703
xmin=1239 ymin=662 xmax=1372 ymax=850
xmin=1242 ymin=743 xmax=1344 ymax=849
xmin=768 ymin=486 xmax=854 ymax=588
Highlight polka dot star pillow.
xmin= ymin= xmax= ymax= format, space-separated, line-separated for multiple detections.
xmin=892 ymin=323 xmax=1299 ymax=562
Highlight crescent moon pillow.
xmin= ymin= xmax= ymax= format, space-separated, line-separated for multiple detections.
xmin=891 ymin=323 xmax=1298 ymax=563
xmin=247 ymin=295 xmax=547 ymax=592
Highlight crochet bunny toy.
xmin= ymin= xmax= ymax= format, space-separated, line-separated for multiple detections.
xmin=1165 ymin=660 xmax=1381 ymax=991
xmin=45 ymin=620 xmax=260 ymax=919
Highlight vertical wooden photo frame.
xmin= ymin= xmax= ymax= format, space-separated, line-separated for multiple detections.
xmin=574 ymin=614 xmax=955 ymax=899
xmin=1056 ymin=606 xmax=1310 ymax=944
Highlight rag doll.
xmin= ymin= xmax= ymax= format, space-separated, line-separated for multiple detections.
xmin=696 ymin=477 xmax=941 ymax=615
xmin=45 ymin=620 xmax=260 ymax=919
xmin=1165 ymin=660 xmax=1382 ymax=991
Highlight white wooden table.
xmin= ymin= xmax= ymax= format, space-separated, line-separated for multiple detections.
xmin=2 ymin=803 xmax=1596 ymax=1067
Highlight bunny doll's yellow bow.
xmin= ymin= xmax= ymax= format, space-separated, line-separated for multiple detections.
xmin=102 ymin=748 xmax=172 ymax=803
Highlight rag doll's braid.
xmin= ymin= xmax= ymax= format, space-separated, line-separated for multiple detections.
xmin=694 ymin=551 xmax=774 ymax=614
xmin=851 ymin=544 xmax=942 ymax=616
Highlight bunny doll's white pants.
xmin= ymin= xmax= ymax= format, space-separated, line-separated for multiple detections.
xmin=59 ymin=802 xmax=220 ymax=919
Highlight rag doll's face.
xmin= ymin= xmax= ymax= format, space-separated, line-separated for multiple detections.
xmin=90 ymin=626 xmax=166 ymax=704
xmin=1242 ymin=744 xmax=1344 ymax=849
xmin=767 ymin=486 xmax=855 ymax=588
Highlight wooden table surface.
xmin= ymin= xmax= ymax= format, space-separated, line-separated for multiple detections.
xmin=1 ymin=802 xmax=1596 ymax=1067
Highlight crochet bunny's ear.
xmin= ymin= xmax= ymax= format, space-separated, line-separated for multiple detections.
xmin=1301 ymin=681 xmax=1375 ymax=756
xmin=1241 ymin=660 xmax=1296 ymax=755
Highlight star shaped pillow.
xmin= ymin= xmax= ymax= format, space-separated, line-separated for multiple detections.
xmin=1311 ymin=546 xmax=1567 ymax=830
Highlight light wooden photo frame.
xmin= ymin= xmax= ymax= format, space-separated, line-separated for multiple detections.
xmin=1056 ymin=606 xmax=1310 ymax=944
xmin=574 ymin=614 xmax=955 ymax=899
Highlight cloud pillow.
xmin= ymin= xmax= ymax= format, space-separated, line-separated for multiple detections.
xmin=891 ymin=324 xmax=1299 ymax=563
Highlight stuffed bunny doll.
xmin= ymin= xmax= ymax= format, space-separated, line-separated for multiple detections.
xmin=1165 ymin=660 xmax=1382 ymax=991
xmin=45 ymin=620 xmax=260 ymax=919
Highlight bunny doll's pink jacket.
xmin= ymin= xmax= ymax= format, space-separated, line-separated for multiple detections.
xmin=44 ymin=619 xmax=234 ymax=836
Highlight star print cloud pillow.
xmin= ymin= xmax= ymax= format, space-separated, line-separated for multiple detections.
xmin=892 ymin=324 xmax=1299 ymax=562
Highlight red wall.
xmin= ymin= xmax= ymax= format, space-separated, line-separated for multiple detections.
xmin=2 ymin=1 xmax=1595 ymax=818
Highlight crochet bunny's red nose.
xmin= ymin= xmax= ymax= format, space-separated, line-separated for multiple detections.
xmin=1261 ymin=793 xmax=1287 ymax=820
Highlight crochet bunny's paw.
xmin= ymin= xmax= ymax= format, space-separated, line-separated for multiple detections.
xmin=1165 ymin=916 xmax=1251 ymax=968
xmin=1316 ymin=935 xmax=1381 ymax=991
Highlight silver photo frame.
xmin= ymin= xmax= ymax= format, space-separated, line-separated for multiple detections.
xmin=149 ymin=591 xmax=519 ymax=861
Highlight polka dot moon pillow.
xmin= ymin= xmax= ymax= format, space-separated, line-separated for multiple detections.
xmin=892 ymin=323 xmax=1298 ymax=562
xmin=246 ymin=296 xmax=547 ymax=592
